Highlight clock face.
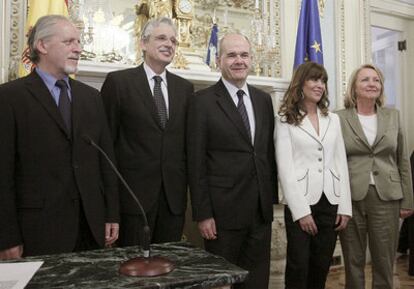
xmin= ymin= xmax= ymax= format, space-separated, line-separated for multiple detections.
xmin=178 ymin=0 xmax=192 ymax=14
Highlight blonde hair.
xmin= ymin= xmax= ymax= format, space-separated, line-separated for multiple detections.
xmin=344 ymin=64 xmax=385 ymax=109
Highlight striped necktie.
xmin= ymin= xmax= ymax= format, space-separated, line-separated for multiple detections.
xmin=153 ymin=76 xmax=168 ymax=128
xmin=236 ymin=89 xmax=251 ymax=141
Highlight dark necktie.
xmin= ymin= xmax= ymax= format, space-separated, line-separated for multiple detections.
xmin=55 ymin=80 xmax=71 ymax=132
xmin=153 ymin=76 xmax=168 ymax=128
xmin=236 ymin=89 xmax=251 ymax=141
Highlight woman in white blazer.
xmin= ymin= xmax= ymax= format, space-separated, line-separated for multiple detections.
xmin=275 ymin=62 xmax=352 ymax=289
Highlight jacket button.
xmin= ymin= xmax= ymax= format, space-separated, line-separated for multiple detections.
xmin=318 ymin=147 xmax=322 ymax=151
xmin=373 ymin=171 xmax=379 ymax=176
xmin=318 ymin=158 xmax=322 ymax=162
xmin=73 ymin=164 xmax=79 ymax=169
xmin=318 ymin=169 xmax=322 ymax=173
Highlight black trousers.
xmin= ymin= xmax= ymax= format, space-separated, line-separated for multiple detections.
xmin=119 ymin=186 xmax=185 ymax=246
xmin=284 ymin=194 xmax=338 ymax=289
xmin=204 ymin=209 xmax=271 ymax=289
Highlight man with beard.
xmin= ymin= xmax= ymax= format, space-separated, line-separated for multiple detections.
xmin=187 ymin=33 xmax=278 ymax=289
xmin=101 ymin=17 xmax=194 ymax=246
xmin=0 ymin=15 xmax=119 ymax=259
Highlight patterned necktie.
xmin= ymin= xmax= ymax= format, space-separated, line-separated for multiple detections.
xmin=153 ymin=76 xmax=168 ymax=128
xmin=55 ymin=80 xmax=71 ymax=132
xmin=236 ymin=89 xmax=251 ymax=141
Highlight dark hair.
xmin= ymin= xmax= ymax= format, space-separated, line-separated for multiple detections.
xmin=278 ymin=62 xmax=330 ymax=125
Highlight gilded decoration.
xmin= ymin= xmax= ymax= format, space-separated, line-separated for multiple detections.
xmin=69 ymin=0 xmax=281 ymax=77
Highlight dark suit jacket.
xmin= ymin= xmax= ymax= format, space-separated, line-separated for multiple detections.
xmin=0 ymin=71 xmax=119 ymax=256
xmin=187 ymin=80 xmax=278 ymax=230
xmin=100 ymin=65 xmax=194 ymax=216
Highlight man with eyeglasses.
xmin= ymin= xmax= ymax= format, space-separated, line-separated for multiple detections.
xmin=0 ymin=15 xmax=119 ymax=259
xmin=101 ymin=17 xmax=194 ymax=247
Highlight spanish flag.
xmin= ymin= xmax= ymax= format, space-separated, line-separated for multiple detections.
xmin=18 ymin=0 xmax=69 ymax=77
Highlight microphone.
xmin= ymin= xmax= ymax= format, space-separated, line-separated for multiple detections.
xmin=83 ymin=135 xmax=174 ymax=276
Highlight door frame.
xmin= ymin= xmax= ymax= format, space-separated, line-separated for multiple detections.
xmin=370 ymin=0 xmax=414 ymax=150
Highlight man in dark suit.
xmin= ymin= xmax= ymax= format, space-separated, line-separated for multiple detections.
xmin=101 ymin=17 xmax=194 ymax=246
xmin=187 ymin=33 xmax=278 ymax=289
xmin=0 ymin=15 xmax=119 ymax=259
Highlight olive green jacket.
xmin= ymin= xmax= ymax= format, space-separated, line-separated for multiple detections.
xmin=336 ymin=107 xmax=413 ymax=209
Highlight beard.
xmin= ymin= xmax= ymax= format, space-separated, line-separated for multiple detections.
xmin=64 ymin=64 xmax=78 ymax=75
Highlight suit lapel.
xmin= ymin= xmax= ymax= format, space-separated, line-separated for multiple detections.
xmin=248 ymin=85 xmax=261 ymax=146
xmin=298 ymin=110 xmax=330 ymax=145
xmin=132 ymin=65 xmax=164 ymax=130
xmin=215 ymin=80 xmax=252 ymax=145
xmin=344 ymin=108 xmax=372 ymax=149
xmin=318 ymin=111 xmax=330 ymax=141
xmin=165 ymin=70 xmax=179 ymax=130
xmin=373 ymin=106 xmax=388 ymax=147
xmin=299 ymin=116 xmax=319 ymax=141
xmin=70 ymin=79 xmax=84 ymax=141
xmin=25 ymin=71 xmax=70 ymax=138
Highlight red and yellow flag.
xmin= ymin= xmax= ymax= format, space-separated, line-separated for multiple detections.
xmin=18 ymin=0 xmax=69 ymax=77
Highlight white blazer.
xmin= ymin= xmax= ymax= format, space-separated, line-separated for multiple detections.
xmin=274 ymin=110 xmax=352 ymax=221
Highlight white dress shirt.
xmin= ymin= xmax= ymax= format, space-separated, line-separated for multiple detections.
xmin=143 ymin=62 xmax=169 ymax=115
xmin=358 ymin=113 xmax=378 ymax=185
xmin=221 ymin=78 xmax=256 ymax=143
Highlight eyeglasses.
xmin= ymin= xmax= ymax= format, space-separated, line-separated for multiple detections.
xmin=153 ymin=35 xmax=179 ymax=46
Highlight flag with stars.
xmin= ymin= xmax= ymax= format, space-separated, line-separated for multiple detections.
xmin=293 ymin=0 xmax=323 ymax=68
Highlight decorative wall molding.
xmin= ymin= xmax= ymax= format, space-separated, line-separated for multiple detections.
xmin=334 ymin=0 xmax=371 ymax=106
xmin=77 ymin=60 xmax=289 ymax=93
xmin=274 ymin=0 xmax=282 ymax=77
xmin=335 ymin=0 xmax=346 ymax=106
xmin=371 ymin=0 xmax=414 ymax=19
xmin=361 ymin=0 xmax=371 ymax=64
xmin=0 ymin=0 xmax=8 ymax=83
xmin=8 ymin=0 xmax=26 ymax=80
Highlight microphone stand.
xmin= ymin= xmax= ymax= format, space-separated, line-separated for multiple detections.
xmin=83 ymin=136 xmax=174 ymax=276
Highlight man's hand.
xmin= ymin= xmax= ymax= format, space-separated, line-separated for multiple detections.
xmin=298 ymin=214 xmax=318 ymax=236
xmin=0 ymin=245 xmax=23 ymax=260
xmin=400 ymin=209 xmax=413 ymax=219
xmin=335 ymin=214 xmax=351 ymax=231
xmin=105 ymin=223 xmax=119 ymax=247
xmin=198 ymin=218 xmax=217 ymax=240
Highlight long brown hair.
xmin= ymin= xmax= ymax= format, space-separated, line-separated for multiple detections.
xmin=278 ymin=62 xmax=330 ymax=125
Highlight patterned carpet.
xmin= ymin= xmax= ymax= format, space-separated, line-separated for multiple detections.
xmin=270 ymin=254 xmax=414 ymax=289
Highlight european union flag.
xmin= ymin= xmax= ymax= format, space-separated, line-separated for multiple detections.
xmin=206 ymin=23 xmax=219 ymax=66
xmin=293 ymin=0 xmax=323 ymax=68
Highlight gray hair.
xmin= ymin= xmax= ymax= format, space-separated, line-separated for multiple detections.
xmin=217 ymin=32 xmax=251 ymax=57
xmin=140 ymin=17 xmax=177 ymax=41
xmin=27 ymin=15 xmax=71 ymax=64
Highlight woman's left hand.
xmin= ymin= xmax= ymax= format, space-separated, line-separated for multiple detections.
xmin=400 ymin=209 xmax=414 ymax=219
xmin=334 ymin=215 xmax=351 ymax=231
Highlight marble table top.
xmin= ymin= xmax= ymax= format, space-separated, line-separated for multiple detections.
xmin=21 ymin=242 xmax=248 ymax=288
